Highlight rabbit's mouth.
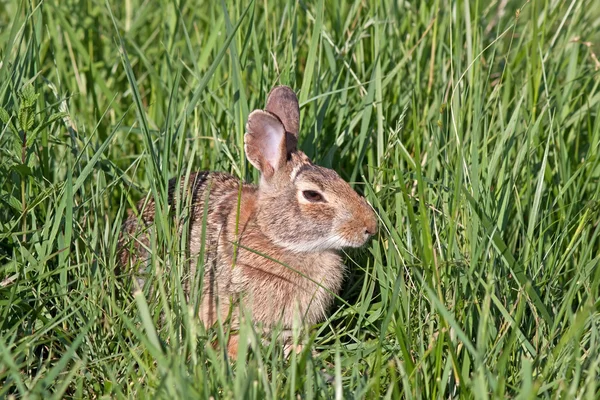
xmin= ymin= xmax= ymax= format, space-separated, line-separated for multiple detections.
xmin=337 ymin=231 xmax=375 ymax=249
xmin=334 ymin=213 xmax=378 ymax=249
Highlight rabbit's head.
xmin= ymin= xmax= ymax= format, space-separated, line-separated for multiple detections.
xmin=244 ymin=86 xmax=377 ymax=253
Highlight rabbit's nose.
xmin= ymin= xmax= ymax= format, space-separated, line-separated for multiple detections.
xmin=364 ymin=218 xmax=378 ymax=236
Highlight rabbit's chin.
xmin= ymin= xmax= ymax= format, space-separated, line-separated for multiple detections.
xmin=277 ymin=233 xmax=368 ymax=253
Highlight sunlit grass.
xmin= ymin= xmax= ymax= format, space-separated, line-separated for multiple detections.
xmin=1 ymin=0 xmax=599 ymax=398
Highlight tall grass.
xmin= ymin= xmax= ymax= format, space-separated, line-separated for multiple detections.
xmin=1 ymin=0 xmax=599 ymax=397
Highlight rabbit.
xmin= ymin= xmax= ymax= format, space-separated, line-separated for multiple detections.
xmin=118 ymin=86 xmax=378 ymax=358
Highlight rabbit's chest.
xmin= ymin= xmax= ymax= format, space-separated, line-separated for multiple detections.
xmin=230 ymin=249 xmax=344 ymax=326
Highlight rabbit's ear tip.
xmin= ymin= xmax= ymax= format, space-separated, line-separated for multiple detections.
xmin=267 ymin=85 xmax=297 ymax=98
xmin=246 ymin=110 xmax=284 ymax=133
xmin=265 ymin=85 xmax=300 ymax=137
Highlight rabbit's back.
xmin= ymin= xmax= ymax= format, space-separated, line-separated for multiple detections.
xmin=118 ymin=171 xmax=255 ymax=286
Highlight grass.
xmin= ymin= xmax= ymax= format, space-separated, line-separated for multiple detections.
xmin=1 ymin=0 xmax=600 ymax=397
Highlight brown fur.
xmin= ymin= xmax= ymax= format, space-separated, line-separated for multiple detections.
xmin=118 ymin=86 xmax=377 ymax=358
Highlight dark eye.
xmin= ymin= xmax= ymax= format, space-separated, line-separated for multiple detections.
xmin=302 ymin=190 xmax=324 ymax=203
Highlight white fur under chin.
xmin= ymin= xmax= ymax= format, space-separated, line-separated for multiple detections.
xmin=277 ymin=234 xmax=360 ymax=253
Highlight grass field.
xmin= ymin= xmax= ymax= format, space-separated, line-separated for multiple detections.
xmin=1 ymin=0 xmax=600 ymax=398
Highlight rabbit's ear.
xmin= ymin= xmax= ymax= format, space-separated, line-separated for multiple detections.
xmin=265 ymin=86 xmax=299 ymax=152
xmin=245 ymin=110 xmax=287 ymax=179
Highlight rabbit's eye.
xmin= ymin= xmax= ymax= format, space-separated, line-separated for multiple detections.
xmin=302 ymin=190 xmax=324 ymax=203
